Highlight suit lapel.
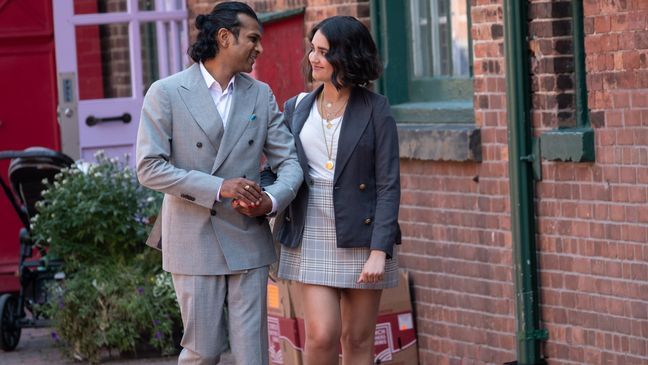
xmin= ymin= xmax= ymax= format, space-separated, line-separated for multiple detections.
xmin=334 ymin=87 xmax=371 ymax=185
xmin=211 ymin=74 xmax=257 ymax=173
xmin=178 ymin=64 xmax=225 ymax=152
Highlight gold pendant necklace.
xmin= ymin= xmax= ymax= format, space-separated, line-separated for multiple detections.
xmin=319 ymin=94 xmax=344 ymax=170
xmin=320 ymin=93 xmax=348 ymax=129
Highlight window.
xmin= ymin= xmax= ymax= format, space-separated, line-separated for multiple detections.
xmin=372 ymin=0 xmax=480 ymax=162
xmin=410 ymin=0 xmax=471 ymax=78
xmin=373 ymin=0 xmax=473 ymax=105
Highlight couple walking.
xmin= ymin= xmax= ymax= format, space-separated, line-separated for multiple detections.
xmin=136 ymin=2 xmax=400 ymax=365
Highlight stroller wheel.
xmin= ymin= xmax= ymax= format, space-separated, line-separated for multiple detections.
xmin=0 ymin=294 xmax=21 ymax=351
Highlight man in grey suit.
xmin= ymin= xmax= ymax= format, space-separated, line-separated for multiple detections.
xmin=136 ymin=2 xmax=302 ymax=364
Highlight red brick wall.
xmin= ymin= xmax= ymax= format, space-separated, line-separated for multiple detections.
xmin=533 ymin=0 xmax=648 ymax=363
xmin=399 ymin=0 xmax=517 ymax=363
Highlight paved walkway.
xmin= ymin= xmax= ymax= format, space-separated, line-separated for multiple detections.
xmin=1 ymin=328 xmax=235 ymax=365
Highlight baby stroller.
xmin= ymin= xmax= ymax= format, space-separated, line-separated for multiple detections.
xmin=0 ymin=147 xmax=73 ymax=351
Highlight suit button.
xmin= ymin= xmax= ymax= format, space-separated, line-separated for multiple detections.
xmin=196 ymin=142 xmax=203 ymax=148
xmin=364 ymin=218 xmax=372 ymax=225
xmin=359 ymin=183 xmax=366 ymax=191
xmin=285 ymin=216 xmax=291 ymax=222
xmin=210 ymin=210 xmax=216 ymax=216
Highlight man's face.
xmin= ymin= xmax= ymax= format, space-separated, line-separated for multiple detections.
xmin=226 ymin=14 xmax=263 ymax=73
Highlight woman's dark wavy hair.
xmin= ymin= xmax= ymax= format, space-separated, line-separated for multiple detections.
xmin=188 ymin=1 xmax=259 ymax=63
xmin=304 ymin=16 xmax=383 ymax=89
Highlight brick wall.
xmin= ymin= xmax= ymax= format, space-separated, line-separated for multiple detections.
xmin=399 ymin=0 xmax=517 ymax=363
xmin=533 ymin=0 xmax=648 ymax=363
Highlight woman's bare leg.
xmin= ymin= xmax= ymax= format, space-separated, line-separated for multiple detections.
xmin=302 ymin=284 xmax=342 ymax=365
xmin=339 ymin=288 xmax=382 ymax=365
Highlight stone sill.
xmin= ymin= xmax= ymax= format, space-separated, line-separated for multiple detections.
xmin=392 ymin=101 xmax=481 ymax=162
xmin=539 ymin=127 xmax=595 ymax=162
xmin=397 ymin=124 xmax=481 ymax=162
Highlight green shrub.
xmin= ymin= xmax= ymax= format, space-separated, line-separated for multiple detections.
xmin=32 ymin=152 xmax=179 ymax=363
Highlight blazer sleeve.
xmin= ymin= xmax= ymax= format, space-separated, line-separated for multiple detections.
xmin=261 ymin=88 xmax=303 ymax=213
xmin=370 ymin=96 xmax=401 ymax=256
xmin=136 ymin=80 xmax=223 ymax=210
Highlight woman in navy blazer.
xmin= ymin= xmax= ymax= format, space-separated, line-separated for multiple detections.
xmin=276 ymin=16 xmax=401 ymax=365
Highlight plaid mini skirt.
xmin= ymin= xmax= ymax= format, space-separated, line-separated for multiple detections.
xmin=278 ymin=178 xmax=399 ymax=289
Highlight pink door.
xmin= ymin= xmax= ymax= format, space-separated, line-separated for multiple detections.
xmin=53 ymin=0 xmax=188 ymax=162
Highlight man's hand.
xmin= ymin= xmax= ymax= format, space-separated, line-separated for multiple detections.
xmin=357 ymin=250 xmax=387 ymax=283
xmin=220 ymin=178 xmax=262 ymax=207
xmin=232 ymin=192 xmax=273 ymax=217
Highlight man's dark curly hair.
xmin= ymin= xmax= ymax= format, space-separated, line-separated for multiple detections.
xmin=188 ymin=1 xmax=259 ymax=63
xmin=304 ymin=16 xmax=383 ymax=89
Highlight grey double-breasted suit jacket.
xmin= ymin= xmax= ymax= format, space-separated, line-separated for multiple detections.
xmin=136 ymin=63 xmax=302 ymax=275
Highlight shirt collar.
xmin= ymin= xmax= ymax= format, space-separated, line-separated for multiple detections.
xmin=199 ymin=62 xmax=235 ymax=93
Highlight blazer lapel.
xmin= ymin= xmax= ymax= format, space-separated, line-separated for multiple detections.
xmin=291 ymin=86 xmax=321 ymax=179
xmin=178 ymin=64 xmax=225 ymax=151
xmin=211 ymin=74 xmax=258 ymax=173
xmin=334 ymin=87 xmax=371 ymax=185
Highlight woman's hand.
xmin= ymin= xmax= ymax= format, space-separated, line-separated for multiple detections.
xmin=357 ymin=250 xmax=386 ymax=283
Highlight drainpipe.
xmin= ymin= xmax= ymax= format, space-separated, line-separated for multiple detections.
xmin=572 ymin=0 xmax=589 ymax=128
xmin=503 ymin=0 xmax=547 ymax=364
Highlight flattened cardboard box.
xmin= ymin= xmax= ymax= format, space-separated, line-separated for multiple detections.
xmin=267 ymin=279 xmax=302 ymax=365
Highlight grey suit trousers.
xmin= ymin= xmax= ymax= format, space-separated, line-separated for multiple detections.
xmin=172 ymin=266 xmax=269 ymax=365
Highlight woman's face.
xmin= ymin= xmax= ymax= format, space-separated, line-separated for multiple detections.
xmin=308 ymin=30 xmax=334 ymax=83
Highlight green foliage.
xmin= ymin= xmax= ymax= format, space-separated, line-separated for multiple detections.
xmin=31 ymin=152 xmax=179 ymax=363
xmin=32 ymin=153 xmax=160 ymax=271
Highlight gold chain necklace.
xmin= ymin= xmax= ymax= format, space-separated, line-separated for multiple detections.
xmin=320 ymin=93 xmax=348 ymax=129
xmin=319 ymin=95 xmax=344 ymax=170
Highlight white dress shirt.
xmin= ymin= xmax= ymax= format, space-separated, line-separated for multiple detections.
xmin=200 ymin=62 xmax=235 ymax=127
xmin=200 ymin=62 xmax=277 ymax=213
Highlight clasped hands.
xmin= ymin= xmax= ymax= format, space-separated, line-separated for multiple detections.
xmin=220 ymin=177 xmax=272 ymax=217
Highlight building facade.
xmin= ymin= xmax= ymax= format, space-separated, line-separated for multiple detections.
xmin=0 ymin=0 xmax=646 ymax=363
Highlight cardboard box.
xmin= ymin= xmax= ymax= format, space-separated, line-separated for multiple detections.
xmin=268 ymin=271 xmax=418 ymax=365
xmin=267 ymin=279 xmax=303 ymax=365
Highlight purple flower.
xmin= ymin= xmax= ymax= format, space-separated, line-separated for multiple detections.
xmin=58 ymin=299 xmax=65 ymax=309
xmin=136 ymin=287 xmax=145 ymax=295
xmin=155 ymin=331 xmax=162 ymax=340
xmin=152 ymin=319 xmax=160 ymax=326
xmin=51 ymin=331 xmax=60 ymax=341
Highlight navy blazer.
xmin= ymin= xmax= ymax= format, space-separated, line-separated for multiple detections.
xmin=277 ymin=85 xmax=401 ymax=257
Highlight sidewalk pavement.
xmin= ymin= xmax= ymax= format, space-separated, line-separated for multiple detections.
xmin=1 ymin=328 xmax=235 ymax=365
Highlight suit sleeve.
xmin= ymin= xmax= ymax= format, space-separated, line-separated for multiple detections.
xmin=370 ymin=97 xmax=401 ymax=256
xmin=136 ymin=81 xmax=223 ymax=210
xmin=261 ymin=88 xmax=303 ymax=213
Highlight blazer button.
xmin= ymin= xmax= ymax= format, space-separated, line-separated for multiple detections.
xmin=364 ymin=218 xmax=372 ymax=225
xmin=210 ymin=209 xmax=217 ymax=216
xmin=285 ymin=216 xmax=291 ymax=222
xmin=196 ymin=142 xmax=203 ymax=148
xmin=359 ymin=183 xmax=366 ymax=191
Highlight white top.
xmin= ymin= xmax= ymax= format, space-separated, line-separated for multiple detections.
xmin=199 ymin=62 xmax=235 ymax=128
xmin=299 ymin=101 xmax=343 ymax=181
